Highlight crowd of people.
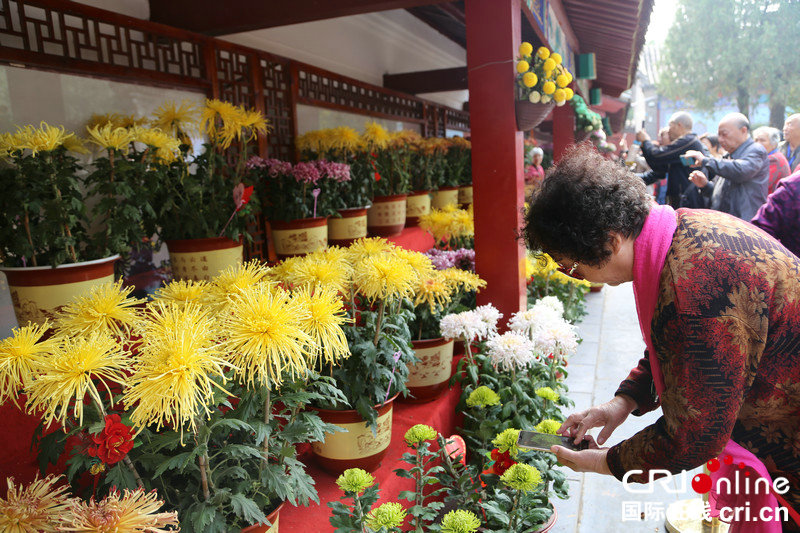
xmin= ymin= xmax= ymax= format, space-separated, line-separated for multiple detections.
xmin=618 ymin=111 xmax=800 ymax=258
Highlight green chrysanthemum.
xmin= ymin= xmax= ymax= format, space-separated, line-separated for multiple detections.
xmin=465 ymin=385 xmax=500 ymax=408
xmin=535 ymin=386 xmax=560 ymax=402
xmin=336 ymin=468 xmax=374 ymax=494
xmin=404 ymin=424 xmax=438 ymax=445
xmin=500 ymin=463 xmax=542 ymax=492
xmin=440 ymin=509 xmax=481 ymax=533
xmin=365 ymin=502 xmax=406 ymax=531
xmin=534 ymin=419 xmax=562 ymax=435
xmin=492 ymin=428 xmax=520 ymax=459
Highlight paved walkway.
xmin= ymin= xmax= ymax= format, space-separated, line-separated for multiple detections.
xmin=551 ymin=283 xmax=701 ymax=533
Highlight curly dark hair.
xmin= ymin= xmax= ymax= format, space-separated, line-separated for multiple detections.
xmin=522 ymin=144 xmax=651 ymax=266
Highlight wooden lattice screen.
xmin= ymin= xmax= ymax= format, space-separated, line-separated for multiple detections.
xmin=0 ymin=0 xmax=470 ymax=260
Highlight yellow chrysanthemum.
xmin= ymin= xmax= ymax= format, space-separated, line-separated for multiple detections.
xmin=86 ymin=123 xmax=135 ymax=152
xmin=345 ymin=237 xmax=395 ymax=266
xmin=292 ymin=285 xmax=350 ymax=367
xmin=61 ymin=135 xmax=89 ymax=155
xmin=556 ymin=74 xmax=569 ymax=88
xmin=362 ymin=122 xmax=391 ymax=149
xmin=266 ymin=255 xmax=304 ymax=287
xmin=281 ymin=253 xmax=352 ymax=294
xmin=54 ymin=281 xmax=142 ymax=339
xmin=296 ymin=130 xmax=325 ymax=153
xmin=26 ymin=333 xmax=130 ymax=426
xmin=208 ymin=260 xmax=271 ymax=307
xmin=152 ymin=279 xmax=214 ymax=308
xmin=329 ymin=126 xmax=363 ymax=153
xmin=64 ymin=488 xmax=179 ymax=532
xmin=418 ymin=210 xmax=453 ymax=243
xmin=564 ymin=87 xmax=574 ymax=101
xmin=15 ymin=123 xmax=74 ymax=155
xmin=441 ymin=268 xmax=486 ymax=294
xmin=354 ymin=254 xmax=417 ymax=302
xmin=395 ymin=249 xmax=434 ymax=277
xmin=130 ymin=127 xmax=181 ymax=162
xmin=516 ymin=61 xmax=529 ymax=74
xmin=86 ymin=113 xmax=126 ymax=130
xmin=413 ymin=271 xmax=453 ymax=312
xmin=553 ymin=89 xmax=567 ymax=103
xmin=240 ymin=109 xmax=270 ymax=141
xmin=551 ymin=52 xmax=562 ymax=65
xmin=221 ymin=284 xmax=311 ymax=389
xmin=522 ymin=72 xmax=538 ymax=88
xmin=150 ymin=100 xmax=198 ymax=144
xmin=519 ymin=42 xmax=533 ymax=57
xmin=0 ymin=321 xmax=58 ymax=406
xmin=0 ymin=132 xmax=26 ymax=157
xmin=536 ymin=47 xmax=550 ymax=59
xmin=542 ymin=81 xmax=556 ymax=95
xmin=125 ymin=301 xmax=230 ymax=434
xmin=0 ymin=475 xmax=72 ymax=533
xmin=200 ymin=98 xmax=244 ymax=149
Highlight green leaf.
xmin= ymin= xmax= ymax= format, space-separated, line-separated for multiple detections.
xmin=153 ymin=449 xmax=199 ymax=478
xmin=230 ymin=493 xmax=268 ymax=526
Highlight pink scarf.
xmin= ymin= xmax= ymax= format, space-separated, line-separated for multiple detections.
xmin=631 ymin=205 xmax=784 ymax=532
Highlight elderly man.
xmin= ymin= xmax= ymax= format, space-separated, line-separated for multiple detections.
xmin=780 ymin=113 xmax=800 ymax=173
xmin=635 ymin=111 xmax=708 ymax=208
xmin=754 ymin=125 xmax=791 ymax=193
xmin=685 ymin=113 xmax=769 ymax=221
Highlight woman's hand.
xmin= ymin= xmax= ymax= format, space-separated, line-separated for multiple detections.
xmin=551 ymin=435 xmax=612 ymax=475
xmin=557 ymin=394 xmax=637 ymax=446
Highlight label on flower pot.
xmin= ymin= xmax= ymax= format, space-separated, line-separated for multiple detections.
xmin=367 ymin=197 xmax=406 ymax=226
xmin=171 ymin=246 xmax=243 ymax=281
xmin=328 ymin=214 xmax=367 ymax=241
xmin=406 ymin=193 xmax=431 ymax=218
xmin=311 ymin=407 xmax=393 ymax=460
xmin=431 ymin=188 xmax=459 ymax=209
xmin=407 ymin=339 xmax=454 ymax=387
xmin=272 ymin=224 xmax=328 ymax=256
xmin=9 ymin=275 xmax=113 ymax=325
xmin=458 ymin=185 xmax=473 ymax=205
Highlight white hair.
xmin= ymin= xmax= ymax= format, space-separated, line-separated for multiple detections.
xmin=531 ymin=147 xmax=544 ymax=157
xmin=670 ymin=111 xmax=693 ymax=130
xmin=753 ymin=126 xmax=781 ymax=149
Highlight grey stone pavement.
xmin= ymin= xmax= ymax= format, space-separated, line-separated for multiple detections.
xmin=550 ymin=283 xmax=701 ymax=533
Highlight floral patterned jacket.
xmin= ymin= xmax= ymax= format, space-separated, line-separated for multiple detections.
xmin=606 ymin=209 xmax=800 ymax=506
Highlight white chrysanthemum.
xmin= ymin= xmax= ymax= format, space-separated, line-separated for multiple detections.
xmin=534 ymin=319 xmax=579 ymax=360
xmin=508 ymin=306 xmax=562 ymax=338
xmin=439 ymin=310 xmax=486 ymax=342
xmin=473 ymin=304 xmax=502 ymax=339
xmin=486 ymin=331 xmax=540 ymax=371
xmin=532 ymin=296 xmax=564 ymax=318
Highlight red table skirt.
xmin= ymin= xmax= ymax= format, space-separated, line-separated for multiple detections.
xmin=385 ymin=226 xmax=434 ymax=252
xmin=280 ymin=384 xmax=462 ymax=531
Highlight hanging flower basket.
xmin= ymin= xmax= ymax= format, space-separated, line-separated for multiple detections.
xmin=515 ymin=100 xmax=555 ymax=131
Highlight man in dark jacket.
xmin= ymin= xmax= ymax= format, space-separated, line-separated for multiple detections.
xmin=635 ymin=111 xmax=708 ymax=208
xmin=685 ymin=113 xmax=769 ymax=221
xmin=751 ymin=170 xmax=800 ymax=258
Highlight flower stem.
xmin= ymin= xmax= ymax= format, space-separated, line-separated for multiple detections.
xmin=509 ymin=490 xmax=521 ymax=531
xmin=373 ymin=300 xmax=386 ymax=346
xmin=262 ymin=386 xmax=271 ymax=469
xmin=414 ymin=445 xmax=424 ymax=532
xmin=354 ymin=495 xmax=367 ymax=533
xmin=22 ymin=208 xmax=37 ymax=266
xmin=47 ymin=156 xmax=77 ymax=263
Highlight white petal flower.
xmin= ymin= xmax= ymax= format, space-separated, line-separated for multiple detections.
xmin=528 ymin=91 xmax=542 ymax=104
xmin=473 ymin=304 xmax=502 ymax=339
xmin=533 ymin=296 xmax=564 ymax=318
xmin=486 ymin=332 xmax=541 ymax=371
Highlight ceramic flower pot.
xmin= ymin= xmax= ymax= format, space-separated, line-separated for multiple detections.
xmin=515 ymin=100 xmax=556 ymax=131
xmin=328 ymin=208 xmax=367 ymax=247
xmin=270 ymin=217 xmax=328 ymax=258
xmin=402 ymin=337 xmax=455 ymax=403
xmin=431 ymin=186 xmax=460 ymax=210
xmin=1 ymin=254 xmax=119 ymax=326
xmin=458 ymin=184 xmax=473 ymax=207
xmin=240 ymin=501 xmax=285 ymax=533
xmin=166 ymin=237 xmax=242 ymax=281
xmin=367 ymin=194 xmax=407 ymax=237
xmin=405 ymin=190 xmax=431 ymax=227
xmin=310 ymin=395 xmax=397 ymax=474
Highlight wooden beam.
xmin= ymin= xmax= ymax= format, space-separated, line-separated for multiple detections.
xmin=150 ymin=0 xmax=456 ymax=36
xmin=383 ymin=67 xmax=467 ymax=94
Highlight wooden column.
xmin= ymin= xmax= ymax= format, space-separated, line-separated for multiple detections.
xmin=465 ymin=0 xmax=527 ymax=322
xmin=552 ymin=101 xmax=576 ymax=162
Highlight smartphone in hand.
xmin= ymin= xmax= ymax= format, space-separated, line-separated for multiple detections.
xmin=679 ymin=155 xmax=694 ymax=166
xmin=516 ymin=431 xmax=591 ymax=453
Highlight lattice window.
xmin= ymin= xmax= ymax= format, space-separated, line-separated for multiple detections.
xmin=215 ymin=47 xmax=252 ymax=107
xmin=445 ymin=108 xmax=470 ymax=132
xmin=0 ymin=0 xmax=206 ymax=84
xmin=259 ymin=56 xmax=294 ymax=162
xmin=297 ymin=66 xmax=424 ymax=122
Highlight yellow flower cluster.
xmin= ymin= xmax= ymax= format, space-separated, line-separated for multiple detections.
xmin=200 ymin=98 xmax=270 ymax=149
xmin=516 ymin=43 xmax=575 ymax=106
xmin=418 ymin=204 xmax=474 ymax=244
xmin=0 ymin=122 xmax=81 ymax=157
xmin=525 ymin=252 xmax=591 ymax=287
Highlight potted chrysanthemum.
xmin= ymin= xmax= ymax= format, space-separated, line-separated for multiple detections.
xmin=446 ymin=136 xmax=473 ymax=208
xmin=514 ymin=43 xmax=575 ymax=131
xmin=0 ymin=122 xmax=123 ymax=326
xmin=419 ymin=204 xmax=475 ymax=250
xmin=269 ymin=239 xmax=419 ymax=473
xmin=367 ymin=129 xmax=417 ymax=236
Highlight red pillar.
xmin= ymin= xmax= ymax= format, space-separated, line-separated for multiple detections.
xmin=466 ymin=0 xmax=527 ymax=322
xmin=552 ymin=101 xmax=576 ymax=162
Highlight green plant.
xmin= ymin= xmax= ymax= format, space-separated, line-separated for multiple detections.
xmin=406 ymin=267 xmax=485 ymax=341
xmin=394 ymin=425 xmax=446 ymax=532
xmin=445 ymin=137 xmax=472 ymax=187
xmin=372 ymin=132 xmax=415 ymax=197
xmin=0 ymin=123 xmax=90 ymax=267
xmin=570 ymin=95 xmax=603 ymax=135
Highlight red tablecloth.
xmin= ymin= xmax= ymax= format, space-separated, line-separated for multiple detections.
xmin=386 ymin=226 xmax=435 ymax=252
xmin=280 ymin=385 xmax=462 ymax=531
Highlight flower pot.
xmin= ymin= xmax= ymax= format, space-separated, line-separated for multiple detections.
xmin=515 ymin=100 xmax=556 ymax=131
xmin=367 ymin=194 xmax=407 ymax=237
xmin=166 ymin=237 xmax=242 ymax=281
xmin=458 ymin=184 xmax=473 ymax=207
xmin=431 ymin=186 xmax=460 ymax=210
xmin=1 ymin=255 xmax=119 ymax=326
xmin=405 ymin=190 xmax=431 ymax=227
xmin=270 ymin=217 xmax=328 ymax=258
xmin=240 ymin=501 xmax=285 ymax=533
xmin=328 ymin=208 xmax=367 ymax=247
xmin=310 ymin=396 xmax=397 ymax=474
xmin=402 ymin=337 xmax=454 ymax=403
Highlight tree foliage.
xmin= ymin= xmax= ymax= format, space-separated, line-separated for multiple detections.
xmin=658 ymin=0 xmax=800 ymax=125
